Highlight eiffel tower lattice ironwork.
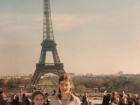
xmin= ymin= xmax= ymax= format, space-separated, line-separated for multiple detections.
xmin=31 ymin=0 xmax=65 ymax=85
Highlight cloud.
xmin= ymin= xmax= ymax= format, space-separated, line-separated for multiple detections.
xmin=0 ymin=13 xmax=94 ymax=35
xmin=0 ymin=13 xmax=42 ymax=44
xmin=52 ymin=13 xmax=93 ymax=32
xmin=1 ymin=10 xmax=140 ymax=75
xmin=0 ymin=13 xmax=94 ymax=45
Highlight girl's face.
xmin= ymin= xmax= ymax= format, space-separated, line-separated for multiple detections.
xmin=33 ymin=94 xmax=44 ymax=105
xmin=59 ymin=80 xmax=71 ymax=94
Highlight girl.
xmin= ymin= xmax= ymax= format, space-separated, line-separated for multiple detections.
xmin=50 ymin=73 xmax=81 ymax=105
xmin=32 ymin=91 xmax=45 ymax=105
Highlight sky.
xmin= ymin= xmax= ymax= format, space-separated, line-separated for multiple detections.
xmin=0 ymin=0 xmax=140 ymax=75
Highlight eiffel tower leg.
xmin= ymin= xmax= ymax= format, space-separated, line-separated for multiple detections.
xmin=52 ymin=48 xmax=61 ymax=63
xmin=32 ymin=71 xmax=42 ymax=86
xmin=34 ymin=72 xmax=42 ymax=85
xmin=39 ymin=48 xmax=46 ymax=64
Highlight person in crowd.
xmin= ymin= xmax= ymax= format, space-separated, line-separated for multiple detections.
xmin=44 ymin=93 xmax=50 ymax=105
xmin=102 ymin=90 xmax=111 ymax=105
xmin=120 ymin=91 xmax=128 ymax=105
xmin=50 ymin=73 xmax=81 ymax=105
xmin=81 ymin=92 xmax=89 ymax=105
xmin=0 ymin=90 xmax=7 ymax=105
xmin=32 ymin=91 xmax=45 ymax=105
xmin=22 ymin=93 xmax=31 ymax=105
xmin=110 ymin=92 xmax=119 ymax=105
xmin=132 ymin=95 xmax=139 ymax=105
xmin=11 ymin=93 xmax=20 ymax=105
xmin=52 ymin=89 xmax=56 ymax=96
xmin=126 ymin=94 xmax=133 ymax=105
xmin=22 ymin=93 xmax=27 ymax=105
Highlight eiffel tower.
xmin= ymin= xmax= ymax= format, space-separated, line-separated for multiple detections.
xmin=31 ymin=0 xmax=65 ymax=85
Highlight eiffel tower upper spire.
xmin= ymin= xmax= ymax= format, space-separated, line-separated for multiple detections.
xmin=43 ymin=0 xmax=54 ymax=41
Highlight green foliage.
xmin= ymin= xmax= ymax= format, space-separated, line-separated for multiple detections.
xmin=72 ymin=74 xmax=140 ymax=93
xmin=1 ymin=74 xmax=140 ymax=94
xmin=0 ymin=79 xmax=4 ymax=87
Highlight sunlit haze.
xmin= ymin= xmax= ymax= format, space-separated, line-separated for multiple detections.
xmin=0 ymin=0 xmax=140 ymax=75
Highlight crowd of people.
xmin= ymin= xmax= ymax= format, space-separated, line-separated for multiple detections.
xmin=102 ymin=91 xmax=140 ymax=105
xmin=0 ymin=74 xmax=82 ymax=105
xmin=0 ymin=73 xmax=140 ymax=105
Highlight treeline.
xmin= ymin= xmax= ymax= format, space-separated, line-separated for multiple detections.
xmin=0 ymin=78 xmax=30 ymax=89
xmin=0 ymin=74 xmax=140 ymax=94
xmin=72 ymin=74 xmax=140 ymax=94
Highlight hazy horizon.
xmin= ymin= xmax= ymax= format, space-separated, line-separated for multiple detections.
xmin=0 ymin=0 xmax=140 ymax=75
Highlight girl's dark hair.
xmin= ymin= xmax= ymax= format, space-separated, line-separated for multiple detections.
xmin=59 ymin=73 xmax=73 ymax=83
xmin=58 ymin=73 xmax=74 ymax=101
xmin=32 ymin=91 xmax=44 ymax=100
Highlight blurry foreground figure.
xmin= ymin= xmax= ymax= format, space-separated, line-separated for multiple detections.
xmin=32 ymin=91 xmax=45 ymax=105
xmin=0 ymin=90 xmax=8 ymax=105
xmin=50 ymin=73 xmax=81 ymax=105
